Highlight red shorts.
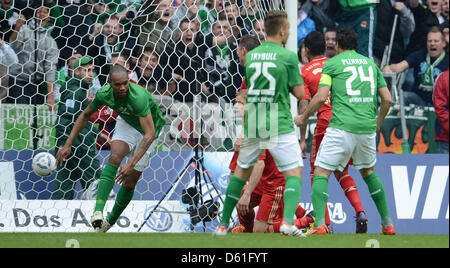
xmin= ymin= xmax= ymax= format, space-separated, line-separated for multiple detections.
xmin=310 ymin=120 xmax=352 ymax=179
xmin=243 ymin=185 xmax=285 ymax=224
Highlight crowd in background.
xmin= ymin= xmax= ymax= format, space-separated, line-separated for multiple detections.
xmin=0 ymin=0 xmax=448 ymax=152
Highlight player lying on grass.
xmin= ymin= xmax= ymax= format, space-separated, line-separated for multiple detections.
xmin=230 ymin=90 xmax=314 ymax=234
xmin=56 ymin=64 xmax=166 ymax=232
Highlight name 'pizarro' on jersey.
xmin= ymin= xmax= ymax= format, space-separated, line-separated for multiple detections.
xmin=319 ymin=50 xmax=387 ymax=134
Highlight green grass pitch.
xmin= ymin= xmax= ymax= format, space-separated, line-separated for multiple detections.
xmin=0 ymin=233 xmax=448 ymax=248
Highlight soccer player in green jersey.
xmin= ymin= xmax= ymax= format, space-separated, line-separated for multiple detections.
xmin=213 ymin=10 xmax=306 ymax=236
xmin=56 ymin=64 xmax=166 ymax=232
xmin=295 ymin=27 xmax=396 ymax=235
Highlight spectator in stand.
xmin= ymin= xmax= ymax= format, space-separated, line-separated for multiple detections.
xmin=407 ymin=0 xmax=449 ymax=54
xmin=136 ymin=46 xmax=172 ymax=95
xmin=1 ymin=0 xmax=19 ymax=42
xmin=224 ymin=1 xmax=251 ymax=37
xmin=198 ymin=0 xmax=224 ymax=35
xmin=163 ymin=18 xmax=237 ymax=103
xmin=171 ymin=0 xmax=201 ymax=28
xmin=252 ymin=18 xmax=266 ymax=43
xmin=300 ymin=0 xmax=340 ymax=34
xmin=297 ymin=0 xmax=316 ymax=47
xmin=373 ymin=0 xmax=415 ymax=66
xmin=8 ymin=2 xmax=58 ymax=110
xmin=240 ymin=0 xmax=263 ymax=31
xmin=204 ymin=16 xmax=243 ymax=103
xmin=110 ymin=51 xmax=139 ymax=83
xmin=433 ymin=69 xmax=449 ymax=153
xmin=338 ymin=0 xmax=378 ymax=59
xmin=324 ymin=27 xmax=337 ymax=58
xmin=138 ymin=0 xmax=179 ymax=55
xmin=441 ymin=20 xmax=449 ymax=52
xmin=82 ymin=14 xmax=128 ymax=85
xmin=383 ymin=26 xmax=449 ymax=106
xmin=443 ymin=0 xmax=449 ymax=18
xmin=0 ymin=35 xmax=17 ymax=101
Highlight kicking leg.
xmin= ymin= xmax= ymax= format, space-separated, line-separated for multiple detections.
xmin=92 ymin=140 xmax=129 ymax=228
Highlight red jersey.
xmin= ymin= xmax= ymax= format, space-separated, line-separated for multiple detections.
xmin=240 ymin=78 xmax=248 ymax=91
xmin=229 ymin=150 xmax=285 ymax=193
xmin=301 ymin=56 xmax=332 ymax=123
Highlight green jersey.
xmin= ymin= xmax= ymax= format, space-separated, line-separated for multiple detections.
xmin=90 ymin=82 xmax=166 ymax=136
xmin=319 ymin=50 xmax=387 ymax=134
xmin=244 ymin=41 xmax=303 ymax=138
xmin=338 ymin=0 xmax=378 ymax=11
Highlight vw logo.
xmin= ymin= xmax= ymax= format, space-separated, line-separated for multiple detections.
xmin=144 ymin=206 xmax=173 ymax=232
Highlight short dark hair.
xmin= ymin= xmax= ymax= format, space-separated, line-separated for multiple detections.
xmin=303 ymin=31 xmax=325 ymax=56
xmin=264 ymin=10 xmax=288 ymax=37
xmin=239 ymin=34 xmax=260 ymax=51
xmin=109 ymin=64 xmax=128 ymax=77
xmin=336 ymin=26 xmax=358 ymax=51
xmin=428 ymin=25 xmax=445 ymax=41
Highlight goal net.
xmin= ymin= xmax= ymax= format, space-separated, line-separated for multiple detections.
xmin=0 ymin=0 xmax=290 ymax=233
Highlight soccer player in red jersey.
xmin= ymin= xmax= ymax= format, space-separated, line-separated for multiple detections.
xmin=230 ymin=90 xmax=313 ymax=234
xmin=298 ymin=31 xmax=368 ymax=233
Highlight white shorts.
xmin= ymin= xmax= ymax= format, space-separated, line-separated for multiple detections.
xmin=111 ymin=116 xmax=158 ymax=172
xmin=315 ymin=127 xmax=376 ymax=172
xmin=237 ymin=132 xmax=303 ymax=172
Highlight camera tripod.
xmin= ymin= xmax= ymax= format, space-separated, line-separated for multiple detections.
xmin=137 ymin=95 xmax=230 ymax=233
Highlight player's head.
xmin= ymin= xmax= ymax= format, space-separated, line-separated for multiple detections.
xmin=324 ymin=27 xmax=337 ymax=57
xmin=427 ymin=26 xmax=446 ymax=59
xmin=237 ymin=34 xmax=260 ymax=66
xmin=252 ymin=19 xmax=266 ymax=43
xmin=138 ymin=46 xmax=160 ymax=79
xmin=111 ymin=51 xmax=130 ymax=71
xmin=103 ymin=14 xmax=123 ymax=45
xmin=264 ymin=10 xmax=290 ymax=45
xmin=32 ymin=1 xmax=50 ymax=27
xmin=234 ymin=89 xmax=248 ymax=118
xmin=109 ymin=64 xmax=129 ymax=99
xmin=73 ymin=57 xmax=95 ymax=85
xmin=336 ymin=26 xmax=358 ymax=53
xmin=303 ymin=31 xmax=325 ymax=60
xmin=179 ymin=18 xmax=200 ymax=48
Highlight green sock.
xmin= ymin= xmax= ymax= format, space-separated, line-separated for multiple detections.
xmin=283 ymin=176 xmax=302 ymax=225
xmin=94 ymin=163 xmax=118 ymax=213
xmin=311 ymin=175 xmax=329 ymax=227
xmin=220 ymin=175 xmax=246 ymax=226
xmin=363 ymin=171 xmax=392 ymax=227
xmin=106 ymin=186 xmax=135 ymax=225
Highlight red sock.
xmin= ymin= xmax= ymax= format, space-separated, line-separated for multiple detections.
xmin=238 ymin=209 xmax=255 ymax=233
xmin=337 ymin=172 xmax=364 ymax=215
xmin=295 ymin=204 xmax=307 ymax=218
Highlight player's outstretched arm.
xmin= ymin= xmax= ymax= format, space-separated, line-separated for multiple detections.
xmin=376 ymin=86 xmax=393 ymax=132
xmin=237 ymin=160 xmax=265 ymax=216
xmin=56 ymin=105 xmax=95 ymax=165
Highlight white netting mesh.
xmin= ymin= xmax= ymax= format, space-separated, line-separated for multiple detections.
xmin=0 ymin=0 xmax=292 ymax=233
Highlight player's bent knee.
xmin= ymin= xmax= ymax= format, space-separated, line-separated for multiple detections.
xmin=108 ymin=153 xmax=124 ymax=166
